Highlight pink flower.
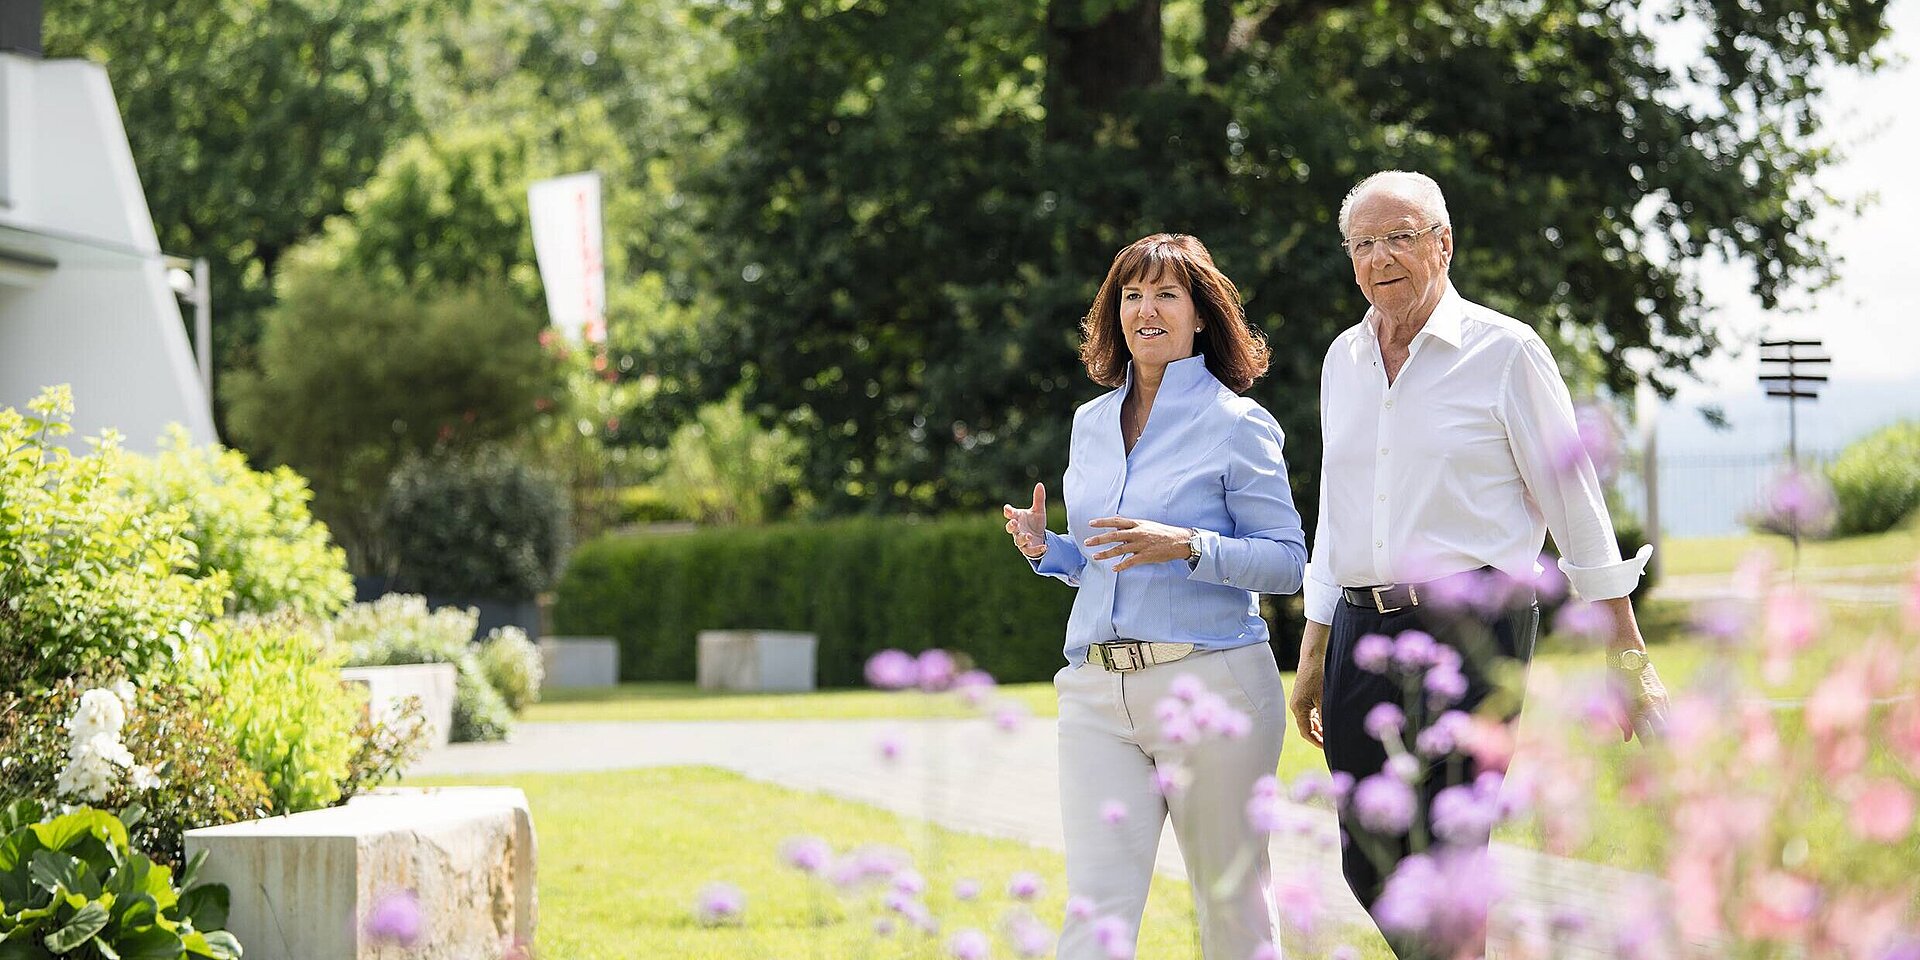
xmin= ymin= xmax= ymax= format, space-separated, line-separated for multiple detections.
xmin=363 ymin=889 xmax=423 ymax=946
xmin=1887 ymin=698 xmax=1920 ymax=775
xmin=1352 ymin=773 xmax=1417 ymax=834
xmin=1249 ymin=942 xmax=1279 ymax=960
xmin=1092 ymin=916 xmax=1134 ymax=959
xmin=1272 ymin=879 xmax=1321 ymax=939
xmin=1007 ymin=871 xmax=1044 ymax=901
xmin=1752 ymin=467 xmax=1836 ymax=538
xmin=1153 ymin=764 xmax=1188 ymax=797
xmin=948 ymin=928 xmax=990 ymax=960
xmin=918 ymin=649 xmax=959 ymax=691
xmin=877 ymin=728 xmax=906 ymax=763
xmin=694 ymin=882 xmax=745 ymax=926
xmin=1331 ymin=947 xmax=1360 ymax=960
xmin=1216 ymin=708 xmax=1253 ymax=739
xmin=1363 ymin=702 xmax=1404 ymax=741
xmin=1461 ymin=716 xmax=1516 ymax=773
xmin=779 ymin=836 xmax=832 ymax=874
xmin=1553 ymin=601 xmax=1614 ymax=643
xmin=1415 ymin=710 xmax=1471 ymax=758
xmin=1554 ymin=403 xmax=1620 ymax=479
xmin=1004 ymin=913 xmax=1053 ymax=957
xmin=954 ymin=669 xmax=997 ymax=706
xmin=1807 ymin=660 xmax=1873 ymax=737
xmin=893 ymin=869 xmax=927 ymax=896
xmin=994 ymin=704 xmax=1028 ymax=733
xmin=1169 ymin=673 xmax=1205 ymax=702
xmin=1065 ymin=895 xmax=1096 ymax=921
xmin=955 ymin=878 xmax=981 ymax=901
xmin=1392 ymin=630 xmax=1438 ymax=671
xmin=1100 ymin=799 xmax=1129 ymax=826
xmin=1159 ymin=713 xmax=1200 ymax=745
xmin=1353 ymin=633 xmax=1395 ymax=673
xmin=1430 ymin=775 xmax=1503 ymax=845
xmin=1851 ymin=779 xmax=1916 ymax=842
xmin=865 ymin=649 xmax=919 ymax=689
xmin=1739 ymin=870 xmax=1820 ymax=941
xmin=1762 ymin=587 xmax=1821 ymax=682
xmin=1372 ymin=847 xmax=1503 ymax=955
xmin=1247 ymin=776 xmax=1285 ymax=834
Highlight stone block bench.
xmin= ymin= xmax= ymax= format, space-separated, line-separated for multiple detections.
xmin=537 ymin=635 xmax=619 ymax=688
xmin=696 ymin=629 xmax=818 ymax=692
xmin=184 ymin=786 xmax=536 ymax=960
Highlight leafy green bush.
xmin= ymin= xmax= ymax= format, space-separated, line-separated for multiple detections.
xmin=653 ymin=394 xmax=808 ymax=525
xmin=477 ymin=627 xmax=544 ymax=712
xmin=0 ymin=388 xmax=225 ymax=694
xmin=0 ymin=800 xmax=243 ymax=959
xmin=553 ymin=513 xmax=1078 ymax=685
xmin=336 ymin=698 xmax=431 ymax=804
xmin=121 ymin=427 xmax=354 ymax=618
xmin=223 ymin=256 xmax=558 ymax=575
xmin=1826 ymin=421 xmax=1920 ymax=535
xmin=0 ymin=680 xmax=273 ymax=869
xmin=187 ymin=617 xmax=364 ymax=813
xmin=611 ymin=484 xmax=691 ymax=525
xmin=381 ymin=446 xmax=571 ymax=598
xmin=329 ymin=596 xmax=517 ymax=742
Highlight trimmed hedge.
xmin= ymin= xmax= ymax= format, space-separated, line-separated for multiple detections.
xmin=1827 ymin=421 xmax=1920 ymax=536
xmin=553 ymin=514 xmax=1082 ymax=686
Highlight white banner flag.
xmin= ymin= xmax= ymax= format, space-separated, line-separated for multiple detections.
xmin=528 ymin=171 xmax=607 ymax=342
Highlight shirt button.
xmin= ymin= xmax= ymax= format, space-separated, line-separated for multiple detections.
xmin=1385 ymin=400 xmax=1395 ymax=409
xmin=1378 ymin=494 xmax=1387 ymax=502
xmin=1376 ymin=540 xmax=1384 ymax=548
xmin=1379 ymin=447 xmax=1389 ymax=456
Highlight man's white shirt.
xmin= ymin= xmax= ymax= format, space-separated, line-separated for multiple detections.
xmin=1302 ymin=284 xmax=1650 ymax=625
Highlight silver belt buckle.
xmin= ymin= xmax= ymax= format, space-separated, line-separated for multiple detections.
xmin=1103 ymin=641 xmax=1146 ymax=672
xmin=1372 ymin=584 xmax=1417 ymax=615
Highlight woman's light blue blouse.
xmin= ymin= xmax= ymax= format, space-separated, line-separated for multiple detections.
xmin=1032 ymin=354 xmax=1309 ymax=665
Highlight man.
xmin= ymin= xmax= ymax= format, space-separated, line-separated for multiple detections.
xmin=1288 ymin=170 xmax=1670 ymax=958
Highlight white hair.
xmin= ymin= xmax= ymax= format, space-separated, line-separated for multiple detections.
xmin=1338 ymin=171 xmax=1452 ymax=237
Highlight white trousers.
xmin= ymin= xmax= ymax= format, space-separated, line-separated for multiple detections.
xmin=1055 ymin=642 xmax=1287 ymax=960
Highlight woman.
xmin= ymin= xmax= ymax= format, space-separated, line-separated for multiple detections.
xmin=1003 ymin=234 xmax=1308 ymax=958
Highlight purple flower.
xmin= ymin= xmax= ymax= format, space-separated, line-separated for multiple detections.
xmin=1328 ymin=771 xmax=1355 ymax=804
xmin=1153 ymin=764 xmax=1187 ymax=797
xmin=1289 ymin=771 xmax=1335 ymax=804
xmin=948 ymin=929 xmax=990 ymax=960
xmin=1007 ymin=871 xmax=1044 ymax=901
xmin=1372 ymin=848 xmax=1502 ymax=956
xmin=1250 ymin=942 xmax=1280 ymax=960
xmin=1272 ymin=879 xmax=1322 ymax=939
xmin=1424 ymin=663 xmax=1469 ymax=708
xmin=1160 ymin=713 xmax=1199 ymax=745
xmin=1188 ymin=692 xmax=1229 ymax=733
xmin=363 ymin=890 xmax=423 ymax=946
xmin=1363 ymin=702 xmax=1404 ymax=742
xmin=1352 ymin=773 xmax=1417 ymax=834
xmin=1100 ymin=799 xmax=1129 ymax=825
xmin=1247 ymin=779 xmax=1286 ymax=834
xmin=1154 ymin=696 xmax=1186 ymax=726
xmin=877 ymin=728 xmax=906 ymax=763
xmin=865 ymin=649 xmax=920 ymax=689
xmin=874 ymin=917 xmax=897 ymax=938
xmin=1754 ymin=467 xmax=1836 ymax=538
xmin=1553 ymin=601 xmax=1614 ymax=643
xmin=779 ymin=836 xmax=832 ymax=874
xmin=1554 ymin=403 xmax=1620 ymax=479
xmin=1530 ymin=557 xmax=1569 ymax=604
xmin=954 ymin=669 xmax=997 ymax=706
xmin=917 ymin=649 xmax=959 ymax=691
xmin=893 ymin=869 xmax=927 ymax=896
xmin=1430 ymin=779 xmax=1501 ymax=845
xmin=1215 ymin=708 xmax=1253 ymax=739
xmin=1331 ymin=947 xmax=1360 ymax=960
xmin=1393 ymin=631 xmax=1438 ymax=671
xmin=1386 ymin=753 xmax=1420 ymax=783
xmin=955 ymin=877 xmax=981 ymax=900
xmin=1353 ymin=633 xmax=1395 ymax=672
xmin=1690 ymin=600 xmax=1749 ymax=643
xmin=1092 ymin=916 xmax=1134 ymax=959
xmin=1005 ymin=914 xmax=1053 ymax=957
xmin=994 ymin=704 xmax=1028 ymax=733
xmin=1414 ymin=711 xmax=1471 ymax=758
xmin=1065 ymin=895 xmax=1097 ymax=921
xmin=694 ymin=882 xmax=745 ymax=926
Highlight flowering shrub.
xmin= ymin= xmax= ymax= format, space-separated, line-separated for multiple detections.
xmin=330 ymin=595 xmax=526 ymax=741
xmin=0 ymin=800 xmax=245 ymax=959
xmin=477 ymin=626 xmax=545 ymax=712
xmin=0 ymin=680 xmax=272 ymax=868
xmin=120 ymin=425 xmax=354 ymax=618
xmin=0 ymin=388 xmax=225 ymax=693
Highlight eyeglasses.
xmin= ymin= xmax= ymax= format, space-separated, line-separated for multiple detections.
xmin=1341 ymin=223 xmax=1445 ymax=259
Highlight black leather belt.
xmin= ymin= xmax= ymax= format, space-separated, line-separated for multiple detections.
xmin=1342 ymin=583 xmax=1422 ymax=614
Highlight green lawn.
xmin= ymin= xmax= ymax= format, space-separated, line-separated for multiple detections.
xmin=1657 ymin=521 xmax=1919 ymax=577
xmin=412 ymin=766 xmax=1396 ymax=960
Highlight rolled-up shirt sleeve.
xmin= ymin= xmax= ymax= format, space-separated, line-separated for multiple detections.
xmin=1028 ymin=528 xmax=1086 ymax=586
xmin=1186 ymin=407 xmax=1308 ymax=595
xmin=1500 ymin=336 xmax=1649 ymax=601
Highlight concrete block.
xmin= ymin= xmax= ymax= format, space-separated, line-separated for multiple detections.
xmin=341 ymin=663 xmax=457 ymax=750
xmin=537 ymin=636 xmax=618 ymax=688
xmin=184 ymin=787 xmax=537 ymax=960
xmin=696 ymin=630 xmax=817 ymax=692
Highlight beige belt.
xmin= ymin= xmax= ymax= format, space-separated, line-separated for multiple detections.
xmin=1085 ymin=640 xmax=1197 ymax=673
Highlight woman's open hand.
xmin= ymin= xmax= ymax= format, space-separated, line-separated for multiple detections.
xmin=1002 ymin=482 xmax=1049 ymax=559
xmin=1084 ymin=517 xmax=1193 ymax=572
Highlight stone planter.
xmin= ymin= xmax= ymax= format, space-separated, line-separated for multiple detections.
xmin=185 ymin=787 xmax=536 ymax=960
xmin=341 ymin=662 xmax=458 ymax=749
xmin=425 ymin=595 xmax=542 ymax=642
xmin=696 ymin=630 xmax=818 ymax=692
xmin=538 ymin=636 xmax=618 ymax=688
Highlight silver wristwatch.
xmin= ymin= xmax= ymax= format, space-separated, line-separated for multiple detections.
xmin=1612 ymin=648 xmax=1650 ymax=674
xmin=1186 ymin=528 xmax=1203 ymax=569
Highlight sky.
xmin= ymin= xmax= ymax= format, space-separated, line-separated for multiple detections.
xmin=1676 ymin=0 xmax=1920 ymax=399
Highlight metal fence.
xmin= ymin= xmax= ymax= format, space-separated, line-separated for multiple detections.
xmin=1615 ymin=449 xmax=1839 ymax=539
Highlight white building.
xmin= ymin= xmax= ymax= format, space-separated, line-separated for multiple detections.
xmin=0 ymin=7 xmax=216 ymax=449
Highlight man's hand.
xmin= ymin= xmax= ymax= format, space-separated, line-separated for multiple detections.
xmin=1291 ymin=620 xmax=1331 ymax=749
xmin=1002 ymin=483 xmax=1049 ymax=559
xmin=1600 ymin=596 xmax=1670 ymax=742
xmin=1083 ymin=517 xmax=1192 ymax=572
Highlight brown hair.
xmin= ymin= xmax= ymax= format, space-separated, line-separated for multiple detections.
xmin=1079 ymin=234 xmax=1270 ymax=393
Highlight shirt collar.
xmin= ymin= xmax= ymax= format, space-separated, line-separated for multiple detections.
xmin=1362 ymin=282 xmax=1466 ymax=349
xmin=1123 ymin=354 xmax=1218 ymax=399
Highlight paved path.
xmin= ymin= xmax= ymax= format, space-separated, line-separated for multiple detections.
xmin=418 ymin=718 xmax=1652 ymax=956
xmin=1656 ymin=563 xmax=1912 ymax=606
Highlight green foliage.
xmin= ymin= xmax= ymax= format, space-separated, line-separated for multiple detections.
xmin=477 ymin=627 xmax=544 ymax=713
xmin=223 ymin=258 xmax=558 ymax=574
xmin=188 ymin=617 xmax=364 ymax=814
xmin=1826 ymin=421 xmax=1920 ymax=536
xmin=381 ymin=447 xmax=572 ymax=598
xmin=43 ymin=0 xmax=416 ymax=399
xmin=610 ymin=485 xmax=692 ymax=526
xmin=120 ymin=427 xmax=354 ymax=618
xmin=654 ymin=395 xmax=808 ymax=526
xmin=0 ymin=801 xmax=243 ymax=959
xmin=0 ymin=681 xmax=273 ymax=871
xmin=330 ymin=596 xmax=517 ymax=742
xmin=336 ymin=698 xmax=431 ymax=804
xmin=683 ymin=0 xmax=1892 ymax=517
xmin=0 ymin=389 xmax=225 ymax=694
xmin=552 ymin=514 xmax=1082 ymax=685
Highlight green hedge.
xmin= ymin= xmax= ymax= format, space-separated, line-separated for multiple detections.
xmin=553 ymin=514 xmax=1082 ymax=686
xmin=1827 ymin=421 xmax=1920 ymax=536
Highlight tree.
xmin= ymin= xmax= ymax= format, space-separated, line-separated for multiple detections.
xmin=683 ymin=0 xmax=1891 ymax=517
xmin=44 ymin=0 xmax=417 ymax=401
